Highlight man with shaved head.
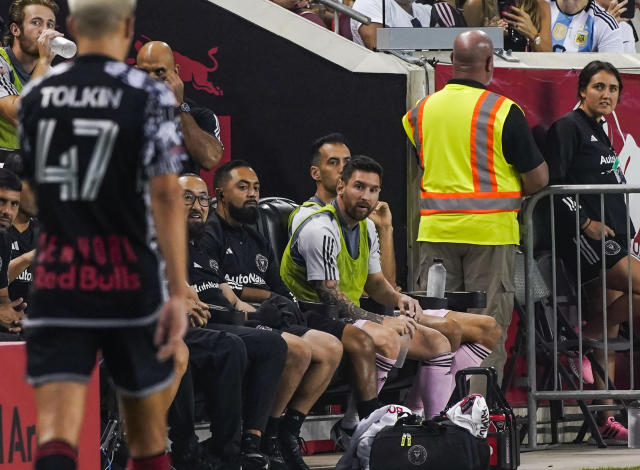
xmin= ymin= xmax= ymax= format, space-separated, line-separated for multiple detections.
xmin=20 ymin=1 xmax=188 ymax=469
xmin=137 ymin=40 xmax=223 ymax=172
xmin=402 ymin=30 xmax=548 ymax=385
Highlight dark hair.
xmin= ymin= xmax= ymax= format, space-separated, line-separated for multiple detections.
xmin=340 ymin=155 xmax=383 ymax=184
xmin=310 ymin=133 xmax=350 ymax=165
xmin=5 ymin=0 xmax=59 ymax=46
xmin=0 ymin=167 xmax=22 ymax=191
xmin=213 ymin=159 xmax=253 ymax=190
xmin=577 ymin=60 xmax=623 ymax=102
xmin=3 ymin=152 xmax=24 ymax=178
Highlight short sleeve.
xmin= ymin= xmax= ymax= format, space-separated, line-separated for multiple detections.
xmin=141 ymin=84 xmax=186 ymax=179
xmin=190 ymin=106 xmax=221 ymax=141
xmin=366 ymin=219 xmax=382 ymax=275
xmin=595 ymin=16 xmax=624 ymax=52
xmin=0 ymin=55 xmax=19 ymax=101
xmin=501 ymin=104 xmax=544 ymax=173
xmin=296 ymin=217 xmax=341 ymax=282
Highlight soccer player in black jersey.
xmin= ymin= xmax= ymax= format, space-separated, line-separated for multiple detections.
xmin=18 ymin=1 xmax=188 ymax=470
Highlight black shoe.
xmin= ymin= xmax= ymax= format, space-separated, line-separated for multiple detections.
xmin=278 ymin=429 xmax=310 ymax=470
xmin=171 ymin=437 xmax=221 ymax=470
xmin=241 ymin=450 xmax=270 ymax=470
xmin=261 ymin=435 xmax=288 ymax=470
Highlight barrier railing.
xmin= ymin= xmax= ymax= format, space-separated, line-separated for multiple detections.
xmin=316 ymin=0 xmax=371 ymax=35
xmin=522 ymin=184 xmax=640 ymax=448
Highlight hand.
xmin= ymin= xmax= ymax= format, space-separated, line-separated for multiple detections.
xmin=368 ymin=201 xmax=393 ymax=228
xmin=0 ymin=298 xmax=26 ymax=333
xmin=165 ymin=71 xmax=185 ymax=105
xmin=485 ymin=15 xmax=508 ymax=31
xmin=187 ymin=298 xmax=210 ymax=327
xmin=154 ymin=296 xmax=188 ymax=360
xmin=582 ymin=219 xmax=615 ymax=240
xmin=37 ymin=29 xmax=63 ymax=64
xmin=607 ymin=0 xmax=628 ymax=22
xmin=394 ymin=292 xmax=421 ymax=319
xmin=382 ymin=315 xmax=418 ymax=338
xmin=235 ymin=300 xmax=257 ymax=313
xmin=502 ymin=6 xmax=538 ymax=40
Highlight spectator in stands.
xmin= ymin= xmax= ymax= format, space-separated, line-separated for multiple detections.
xmin=548 ymin=0 xmax=624 ymax=52
xmin=544 ymin=60 xmax=637 ymax=445
xmin=270 ymin=0 xmax=329 ymax=28
xmin=0 ymin=0 xmax=62 ymax=160
xmin=281 ymin=156 xmax=465 ymax=425
xmin=0 ymin=168 xmax=27 ymax=341
xmin=201 ymin=163 xmax=344 ymax=470
xmin=402 ymin=30 xmax=548 ymax=387
xmin=291 ymin=134 xmax=502 ymax=420
xmin=597 ymin=0 xmax=637 ymax=51
xmin=350 ymin=0 xmax=466 ymax=50
xmin=464 ymin=0 xmax=552 ymax=51
xmin=179 ymin=173 xmax=297 ymax=470
xmin=136 ymin=41 xmax=223 ymax=173
xmin=3 ymin=153 xmax=37 ymax=314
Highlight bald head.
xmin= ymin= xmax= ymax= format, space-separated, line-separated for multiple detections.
xmin=451 ymin=30 xmax=494 ymax=85
xmin=137 ymin=41 xmax=177 ymax=79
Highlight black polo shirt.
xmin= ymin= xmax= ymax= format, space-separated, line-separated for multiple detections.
xmin=188 ymin=239 xmax=232 ymax=309
xmin=8 ymin=219 xmax=39 ymax=309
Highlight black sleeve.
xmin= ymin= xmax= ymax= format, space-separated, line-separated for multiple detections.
xmin=502 ymin=104 xmax=545 ymax=173
xmin=190 ymin=106 xmax=221 ymax=141
xmin=0 ymin=234 xmax=9 ymax=289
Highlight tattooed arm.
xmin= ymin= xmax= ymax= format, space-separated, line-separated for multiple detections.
xmin=310 ymin=279 xmax=385 ymax=323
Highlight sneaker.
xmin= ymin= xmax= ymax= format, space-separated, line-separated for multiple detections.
xmin=171 ymin=437 xmax=221 ymax=470
xmin=261 ymin=435 xmax=288 ymax=470
xmin=567 ymin=355 xmax=595 ymax=384
xmin=598 ymin=416 xmax=629 ymax=445
xmin=330 ymin=419 xmax=354 ymax=451
xmin=278 ymin=429 xmax=310 ymax=470
xmin=241 ymin=450 xmax=270 ymax=470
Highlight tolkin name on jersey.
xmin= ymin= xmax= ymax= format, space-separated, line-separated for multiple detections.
xmin=40 ymin=85 xmax=124 ymax=109
xmin=601 ymin=155 xmax=617 ymax=165
xmin=34 ymin=233 xmax=141 ymax=291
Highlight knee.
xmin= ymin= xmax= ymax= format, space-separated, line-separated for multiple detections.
xmin=222 ymin=334 xmax=249 ymax=371
xmin=440 ymin=318 xmax=463 ymax=352
xmin=375 ymin=327 xmax=401 ymax=359
xmin=482 ymin=316 xmax=503 ymax=349
xmin=173 ymin=340 xmax=189 ymax=379
xmin=323 ymin=334 xmax=344 ymax=367
xmin=285 ymin=335 xmax=312 ymax=371
xmin=343 ymin=325 xmax=375 ymax=359
xmin=424 ymin=328 xmax=452 ymax=356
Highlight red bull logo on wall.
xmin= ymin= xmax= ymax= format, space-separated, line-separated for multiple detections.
xmin=128 ymin=34 xmax=223 ymax=96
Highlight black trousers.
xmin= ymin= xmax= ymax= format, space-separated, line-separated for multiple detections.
xmin=206 ymin=323 xmax=288 ymax=433
xmin=169 ymin=327 xmax=248 ymax=460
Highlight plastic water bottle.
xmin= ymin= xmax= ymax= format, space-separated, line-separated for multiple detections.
xmin=50 ymin=37 xmax=77 ymax=59
xmin=426 ymin=258 xmax=446 ymax=298
xmin=629 ymin=401 xmax=640 ymax=448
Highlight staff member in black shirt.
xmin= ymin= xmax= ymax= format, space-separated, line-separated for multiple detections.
xmin=545 ymin=60 xmax=636 ymax=445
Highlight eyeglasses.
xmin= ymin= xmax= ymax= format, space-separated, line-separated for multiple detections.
xmin=183 ymin=192 xmax=211 ymax=207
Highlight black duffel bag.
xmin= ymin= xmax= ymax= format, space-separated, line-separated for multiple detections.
xmin=369 ymin=414 xmax=489 ymax=470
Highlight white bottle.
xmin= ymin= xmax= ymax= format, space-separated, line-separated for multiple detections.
xmin=50 ymin=37 xmax=77 ymax=59
xmin=426 ymin=258 xmax=446 ymax=298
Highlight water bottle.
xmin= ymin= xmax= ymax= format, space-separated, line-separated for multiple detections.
xmin=629 ymin=401 xmax=640 ymax=448
xmin=426 ymin=258 xmax=446 ymax=298
xmin=50 ymin=37 xmax=77 ymax=59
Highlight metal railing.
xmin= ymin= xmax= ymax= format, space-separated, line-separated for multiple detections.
xmin=316 ymin=0 xmax=371 ymax=35
xmin=522 ymin=184 xmax=640 ymax=448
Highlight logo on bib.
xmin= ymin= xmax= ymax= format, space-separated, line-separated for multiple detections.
xmin=553 ymin=23 xmax=568 ymax=41
xmin=408 ymin=445 xmax=427 ymax=466
xmin=256 ymin=254 xmax=269 ymax=273
xmin=604 ymin=240 xmax=622 ymax=256
xmin=575 ymin=29 xmax=588 ymax=47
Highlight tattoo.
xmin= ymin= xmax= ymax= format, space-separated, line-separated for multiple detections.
xmin=310 ymin=279 xmax=384 ymax=324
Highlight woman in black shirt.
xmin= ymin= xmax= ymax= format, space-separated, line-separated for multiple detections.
xmin=545 ymin=60 xmax=634 ymax=444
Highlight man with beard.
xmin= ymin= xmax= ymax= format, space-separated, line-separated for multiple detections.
xmin=203 ymin=160 xmax=363 ymax=470
xmin=0 ymin=0 xmax=63 ymax=158
xmin=291 ymin=134 xmax=501 ymax=425
xmin=0 ymin=167 xmax=28 ymax=340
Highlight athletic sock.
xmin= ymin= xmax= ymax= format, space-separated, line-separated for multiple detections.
xmin=376 ymin=353 xmax=395 ymax=394
xmin=280 ymin=408 xmax=306 ymax=436
xmin=418 ymin=352 xmax=454 ymax=418
xmin=241 ymin=432 xmax=262 ymax=453
xmin=450 ymin=343 xmax=491 ymax=377
xmin=404 ymin=373 xmax=424 ymax=413
xmin=356 ymin=397 xmax=381 ymax=421
xmin=342 ymin=394 xmax=359 ymax=430
xmin=35 ymin=440 xmax=78 ymax=470
xmin=264 ymin=416 xmax=281 ymax=439
xmin=127 ymin=452 xmax=170 ymax=470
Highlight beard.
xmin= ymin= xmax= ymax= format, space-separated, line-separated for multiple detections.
xmin=344 ymin=201 xmax=374 ymax=222
xmin=188 ymin=220 xmax=205 ymax=242
xmin=229 ymin=202 xmax=258 ymax=224
xmin=17 ymin=33 xmax=39 ymax=58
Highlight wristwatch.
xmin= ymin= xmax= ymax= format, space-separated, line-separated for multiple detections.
xmin=178 ymin=102 xmax=191 ymax=114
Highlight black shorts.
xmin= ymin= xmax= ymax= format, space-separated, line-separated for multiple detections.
xmin=305 ymin=311 xmax=347 ymax=340
xmin=560 ymin=233 xmax=629 ymax=283
xmin=26 ymin=323 xmax=174 ymax=398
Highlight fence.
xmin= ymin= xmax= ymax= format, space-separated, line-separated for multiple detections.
xmin=522 ymin=184 xmax=640 ymax=448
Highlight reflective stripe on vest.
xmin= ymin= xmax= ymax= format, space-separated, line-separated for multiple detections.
xmin=406 ymin=95 xmax=431 ymax=168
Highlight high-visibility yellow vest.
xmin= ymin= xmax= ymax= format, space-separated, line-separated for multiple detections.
xmin=402 ymin=84 xmax=522 ymax=245
xmin=0 ymin=48 xmax=22 ymax=150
